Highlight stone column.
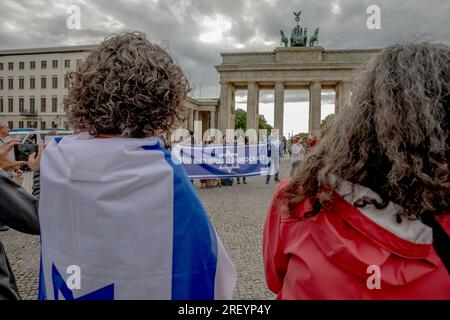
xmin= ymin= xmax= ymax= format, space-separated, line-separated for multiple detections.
xmin=210 ymin=111 xmax=216 ymax=129
xmin=274 ymin=81 xmax=285 ymax=136
xmin=187 ymin=108 xmax=194 ymax=131
xmin=218 ymin=82 xmax=235 ymax=133
xmin=309 ymin=81 xmax=322 ymax=137
xmin=247 ymin=82 xmax=259 ymax=133
xmin=335 ymin=81 xmax=351 ymax=114
xmin=201 ymin=112 xmax=209 ymax=134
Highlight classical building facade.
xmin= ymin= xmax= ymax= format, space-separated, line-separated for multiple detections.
xmin=1 ymin=44 xmax=381 ymax=137
xmin=183 ymin=97 xmax=219 ymax=133
xmin=215 ymin=46 xmax=381 ymax=136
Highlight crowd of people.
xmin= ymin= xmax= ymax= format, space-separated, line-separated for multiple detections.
xmin=0 ymin=32 xmax=448 ymax=300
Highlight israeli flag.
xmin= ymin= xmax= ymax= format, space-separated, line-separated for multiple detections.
xmin=38 ymin=134 xmax=236 ymax=300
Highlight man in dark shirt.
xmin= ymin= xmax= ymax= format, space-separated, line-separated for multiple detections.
xmin=0 ymin=140 xmax=41 ymax=299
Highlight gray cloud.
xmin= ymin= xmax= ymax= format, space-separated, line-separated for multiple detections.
xmin=1 ymin=0 xmax=449 ymax=99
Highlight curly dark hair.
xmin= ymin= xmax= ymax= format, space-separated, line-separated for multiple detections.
xmin=65 ymin=32 xmax=190 ymax=138
xmin=280 ymin=43 xmax=450 ymax=221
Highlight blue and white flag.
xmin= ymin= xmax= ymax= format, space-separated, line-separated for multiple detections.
xmin=38 ymin=134 xmax=237 ymax=300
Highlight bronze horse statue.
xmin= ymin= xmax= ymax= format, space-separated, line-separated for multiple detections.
xmin=280 ymin=30 xmax=289 ymax=47
xmin=309 ymin=28 xmax=320 ymax=46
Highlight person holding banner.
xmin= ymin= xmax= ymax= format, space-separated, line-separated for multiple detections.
xmin=266 ymin=133 xmax=281 ymax=184
xmin=38 ymin=32 xmax=236 ymax=300
xmin=236 ymin=136 xmax=249 ymax=185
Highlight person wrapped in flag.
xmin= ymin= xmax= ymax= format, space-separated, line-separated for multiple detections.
xmin=38 ymin=32 xmax=237 ymax=300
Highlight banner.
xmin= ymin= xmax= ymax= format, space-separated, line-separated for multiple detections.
xmin=173 ymin=144 xmax=270 ymax=179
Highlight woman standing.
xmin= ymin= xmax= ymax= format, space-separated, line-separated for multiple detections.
xmin=290 ymin=135 xmax=306 ymax=177
xmin=38 ymin=32 xmax=236 ymax=300
xmin=264 ymin=43 xmax=450 ymax=299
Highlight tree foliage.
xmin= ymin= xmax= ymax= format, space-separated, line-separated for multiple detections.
xmin=234 ymin=108 xmax=273 ymax=134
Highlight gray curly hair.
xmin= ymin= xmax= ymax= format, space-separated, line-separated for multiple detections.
xmin=66 ymin=32 xmax=190 ymax=138
xmin=281 ymin=43 xmax=450 ymax=220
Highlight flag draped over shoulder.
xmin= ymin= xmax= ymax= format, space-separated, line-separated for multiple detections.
xmin=38 ymin=134 xmax=236 ymax=300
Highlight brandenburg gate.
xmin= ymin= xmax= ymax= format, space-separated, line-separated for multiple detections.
xmin=215 ymin=46 xmax=380 ymax=136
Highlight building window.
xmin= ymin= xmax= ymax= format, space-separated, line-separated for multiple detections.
xmin=8 ymin=121 xmax=13 ymax=129
xmin=27 ymin=121 xmax=32 ymax=128
xmin=8 ymin=98 xmax=13 ymax=112
xmin=30 ymin=77 xmax=35 ymax=89
xmin=41 ymin=77 xmax=46 ymax=89
xmin=52 ymin=97 xmax=58 ymax=112
xmin=19 ymin=62 xmax=24 ymax=70
xmin=64 ymin=122 xmax=68 ymax=129
xmin=19 ymin=121 xmax=24 ymax=129
xmin=8 ymin=78 xmax=13 ymax=90
xmin=64 ymin=60 xmax=71 ymax=68
xmin=19 ymin=97 xmax=24 ymax=113
xmin=41 ymin=97 xmax=46 ymax=112
xmin=53 ymin=60 xmax=58 ymax=68
xmin=41 ymin=121 xmax=46 ymax=130
xmin=19 ymin=78 xmax=24 ymax=89
xmin=52 ymin=76 xmax=58 ymax=89
xmin=64 ymin=76 xmax=69 ymax=89
xmin=76 ymin=59 xmax=82 ymax=67
xmin=0 ymin=63 xmax=3 ymax=70
xmin=41 ymin=61 xmax=47 ymax=69
xmin=52 ymin=121 xmax=57 ymax=129
xmin=0 ymin=98 xmax=3 ymax=112
xmin=8 ymin=62 xmax=13 ymax=70
xmin=30 ymin=97 xmax=35 ymax=114
xmin=0 ymin=78 xmax=3 ymax=90
xmin=30 ymin=61 xmax=36 ymax=69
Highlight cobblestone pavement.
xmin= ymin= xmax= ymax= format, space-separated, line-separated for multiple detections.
xmin=0 ymin=157 xmax=292 ymax=300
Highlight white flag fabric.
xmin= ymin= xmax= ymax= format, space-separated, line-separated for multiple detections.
xmin=38 ymin=134 xmax=236 ymax=300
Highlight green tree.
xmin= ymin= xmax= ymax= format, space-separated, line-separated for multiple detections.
xmin=234 ymin=109 xmax=273 ymax=134
xmin=235 ymin=108 xmax=247 ymax=130
xmin=259 ymin=114 xmax=273 ymax=134
xmin=321 ymin=113 xmax=335 ymax=136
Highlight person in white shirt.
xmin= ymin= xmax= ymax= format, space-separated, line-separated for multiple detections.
xmin=290 ymin=135 xmax=306 ymax=177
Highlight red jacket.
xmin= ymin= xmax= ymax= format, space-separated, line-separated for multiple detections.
xmin=263 ymin=180 xmax=450 ymax=300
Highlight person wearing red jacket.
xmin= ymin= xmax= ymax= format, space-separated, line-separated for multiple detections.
xmin=263 ymin=43 xmax=450 ymax=300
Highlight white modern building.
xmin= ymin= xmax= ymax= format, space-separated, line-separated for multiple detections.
xmin=0 ymin=45 xmax=96 ymax=130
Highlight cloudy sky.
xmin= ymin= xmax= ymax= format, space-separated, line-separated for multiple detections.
xmin=1 ymin=0 xmax=449 ymax=134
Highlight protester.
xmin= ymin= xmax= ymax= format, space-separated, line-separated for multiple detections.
xmin=290 ymin=135 xmax=306 ymax=177
xmin=220 ymin=135 xmax=234 ymax=187
xmin=305 ymin=134 xmax=318 ymax=152
xmin=282 ymin=136 xmax=288 ymax=157
xmin=38 ymin=32 xmax=236 ymax=300
xmin=0 ymin=123 xmax=26 ymax=232
xmin=266 ymin=133 xmax=281 ymax=184
xmin=0 ymin=122 xmax=23 ymax=179
xmin=0 ymin=140 xmax=42 ymax=299
xmin=200 ymin=139 xmax=216 ymax=188
xmin=264 ymin=43 xmax=450 ymax=299
xmin=287 ymin=138 xmax=293 ymax=158
xmin=236 ymin=136 xmax=248 ymax=185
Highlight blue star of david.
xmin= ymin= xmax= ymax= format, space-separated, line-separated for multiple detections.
xmin=52 ymin=264 xmax=114 ymax=300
